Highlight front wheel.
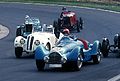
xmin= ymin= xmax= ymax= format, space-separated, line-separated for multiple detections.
xmin=15 ymin=47 xmax=23 ymax=58
xmin=36 ymin=60 xmax=45 ymax=71
xmin=73 ymin=54 xmax=83 ymax=71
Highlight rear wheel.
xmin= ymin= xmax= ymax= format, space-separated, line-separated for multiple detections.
xmin=101 ymin=38 xmax=110 ymax=57
xmin=53 ymin=20 xmax=60 ymax=39
xmin=15 ymin=47 xmax=23 ymax=58
xmin=36 ymin=60 xmax=45 ymax=71
xmin=79 ymin=17 xmax=83 ymax=30
xmin=92 ymin=54 xmax=101 ymax=64
xmin=117 ymin=35 xmax=120 ymax=49
xmin=76 ymin=20 xmax=80 ymax=32
xmin=93 ymin=44 xmax=101 ymax=64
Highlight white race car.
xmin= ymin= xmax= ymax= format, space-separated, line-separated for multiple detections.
xmin=14 ymin=24 xmax=64 ymax=58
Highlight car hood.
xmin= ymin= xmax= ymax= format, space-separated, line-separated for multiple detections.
xmin=29 ymin=32 xmax=54 ymax=38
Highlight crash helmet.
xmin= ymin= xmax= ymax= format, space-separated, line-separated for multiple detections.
xmin=63 ymin=28 xmax=70 ymax=35
xmin=62 ymin=7 xmax=66 ymax=10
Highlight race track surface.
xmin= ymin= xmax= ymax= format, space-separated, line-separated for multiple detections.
xmin=0 ymin=3 xmax=120 ymax=81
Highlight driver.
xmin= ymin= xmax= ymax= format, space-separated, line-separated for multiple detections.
xmin=62 ymin=28 xmax=88 ymax=50
xmin=62 ymin=28 xmax=76 ymax=40
xmin=60 ymin=7 xmax=68 ymax=18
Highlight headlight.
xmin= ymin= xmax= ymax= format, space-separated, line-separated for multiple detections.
xmin=20 ymin=38 xmax=25 ymax=44
xmin=61 ymin=57 xmax=66 ymax=63
xmin=34 ymin=40 xmax=40 ymax=46
xmin=44 ymin=56 xmax=49 ymax=63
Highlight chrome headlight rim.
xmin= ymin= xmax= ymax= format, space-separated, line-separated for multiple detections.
xmin=44 ymin=56 xmax=49 ymax=63
xmin=34 ymin=40 xmax=40 ymax=46
xmin=61 ymin=57 xmax=67 ymax=63
xmin=20 ymin=38 xmax=25 ymax=44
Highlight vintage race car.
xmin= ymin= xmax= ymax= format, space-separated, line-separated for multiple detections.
xmin=16 ymin=15 xmax=41 ymax=38
xmin=53 ymin=9 xmax=83 ymax=32
xmin=35 ymin=36 xmax=101 ymax=71
xmin=14 ymin=23 xmax=64 ymax=58
xmin=101 ymin=33 xmax=120 ymax=57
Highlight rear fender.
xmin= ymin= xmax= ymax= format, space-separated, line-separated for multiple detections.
xmin=84 ymin=40 xmax=100 ymax=55
xmin=35 ymin=45 xmax=49 ymax=60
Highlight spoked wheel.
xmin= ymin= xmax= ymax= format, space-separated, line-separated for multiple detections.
xmin=74 ymin=54 xmax=83 ymax=71
xmin=73 ymin=49 xmax=83 ymax=71
xmin=15 ymin=47 xmax=23 ymax=58
xmin=62 ymin=55 xmax=83 ymax=71
xmin=93 ymin=46 xmax=101 ymax=64
xmin=101 ymin=38 xmax=110 ymax=57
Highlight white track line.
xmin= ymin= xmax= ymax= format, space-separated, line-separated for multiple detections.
xmin=108 ymin=74 xmax=120 ymax=81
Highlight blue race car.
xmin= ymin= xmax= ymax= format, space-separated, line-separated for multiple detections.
xmin=35 ymin=36 xmax=101 ymax=71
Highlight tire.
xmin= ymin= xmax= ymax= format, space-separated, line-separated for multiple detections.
xmin=73 ymin=54 xmax=83 ymax=71
xmin=16 ymin=28 xmax=22 ymax=37
xmin=53 ymin=20 xmax=60 ymax=39
xmin=62 ymin=49 xmax=83 ymax=71
xmin=92 ymin=54 xmax=101 ymax=64
xmin=114 ymin=34 xmax=118 ymax=47
xmin=76 ymin=20 xmax=80 ymax=32
xmin=93 ymin=43 xmax=101 ymax=64
xmin=118 ymin=35 xmax=120 ymax=49
xmin=15 ymin=47 xmax=23 ymax=58
xmin=101 ymin=38 xmax=110 ymax=57
xmin=36 ymin=60 xmax=45 ymax=71
xmin=79 ymin=17 xmax=83 ymax=30
xmin=53 ymin=20 xmax=58 ymax=28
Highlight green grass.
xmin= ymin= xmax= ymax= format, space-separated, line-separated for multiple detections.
xmin=1 ymin=0 xmax=120 ymax=12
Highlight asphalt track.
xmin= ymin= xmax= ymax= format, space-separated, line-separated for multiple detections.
xmin=0 ymin=3 xmax=120 ymax=81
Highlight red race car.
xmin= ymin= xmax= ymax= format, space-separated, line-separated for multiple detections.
xmin=53 ymin=7 xmax=83 ymax=32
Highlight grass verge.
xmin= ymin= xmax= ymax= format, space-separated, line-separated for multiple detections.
xmin=0 ymin=0 xmax=120 ymax=12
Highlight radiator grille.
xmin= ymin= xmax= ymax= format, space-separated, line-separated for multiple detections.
xmin=49 ymin=52 xmax=62 ymax=64
xmin=27 ymin=36 xmax=34 ymax=50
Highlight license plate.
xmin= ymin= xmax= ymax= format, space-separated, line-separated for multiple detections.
xmin=49 ymin=64 xmax=62 ymax=68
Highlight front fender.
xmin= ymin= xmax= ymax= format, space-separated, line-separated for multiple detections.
xmin=14 ymin=36 xmax=26 ymax=47
xmin=35 ymin=45 xmax=49 ymax=60
xmin=67 ymin=46 xmax=81 ymax=61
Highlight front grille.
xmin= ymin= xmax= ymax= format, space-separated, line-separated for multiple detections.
xmin=49 ymin=52 xmax=62 ymax=64
xmin=27 ymin=36 xmax=34 ymax=50
xmin=27 ymin=36 xmax=30 ymax=50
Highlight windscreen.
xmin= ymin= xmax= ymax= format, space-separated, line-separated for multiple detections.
xmin=25 ymin=24 xmax=32 ymax=33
